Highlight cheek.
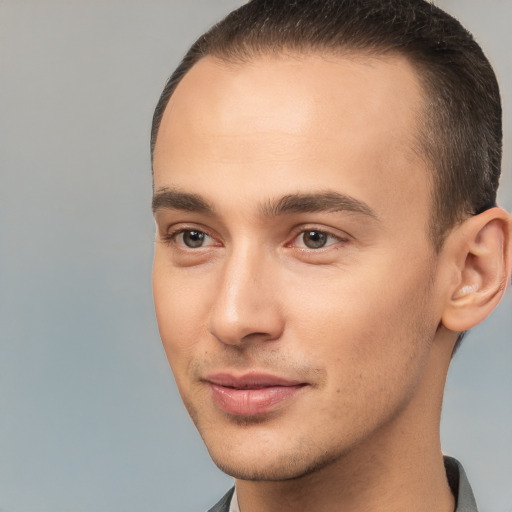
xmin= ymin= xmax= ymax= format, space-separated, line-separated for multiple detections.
xmin=286 ymin=256 xmax=436 ymax=382
xmin=152 ymin=256 xmax=211 ymax=369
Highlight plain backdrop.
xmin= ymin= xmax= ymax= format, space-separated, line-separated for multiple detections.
xmin=1 ymin=1 xmax=511 ymax=511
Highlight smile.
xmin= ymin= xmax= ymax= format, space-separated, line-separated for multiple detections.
xmin=205 ymin=373 xmax=308 ymax=416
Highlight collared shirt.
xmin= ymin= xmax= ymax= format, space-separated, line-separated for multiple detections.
xmin=444 ymin=456 xmax=479 ymax=512
xmin=208 ymin=456 xmax=478 ymax=512
xmin=228 ymin=490 xmax=240 ymax=512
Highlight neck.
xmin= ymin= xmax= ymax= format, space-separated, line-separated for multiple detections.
xmin=235 ymin=431 xmax=454 ymax=512
xmin=235 ymin=329 xmax=457 ymax=512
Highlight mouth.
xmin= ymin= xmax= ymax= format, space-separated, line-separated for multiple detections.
xmin=204 ymin=372 xmax=308 ymax=416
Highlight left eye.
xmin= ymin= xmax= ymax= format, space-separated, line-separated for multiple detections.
xmin=294 ymin=230 xmax=339 ymax=249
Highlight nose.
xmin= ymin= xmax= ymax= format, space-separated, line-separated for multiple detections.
xmin=207 ymin=247 xmax=284 ymax=346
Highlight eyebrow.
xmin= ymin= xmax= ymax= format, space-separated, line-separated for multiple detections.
xmin=152 ymin=188 xmax=378 ymax=220
xmin=260 ymin=192 xmax=378 ymax=219
xmin=152 ymin=188 xmax=214 ymax=214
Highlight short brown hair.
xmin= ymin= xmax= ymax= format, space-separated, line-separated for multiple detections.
xmin=151 ymin=0 xmax=502 ymax=248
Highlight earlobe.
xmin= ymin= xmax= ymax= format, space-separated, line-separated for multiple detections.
xmin=441 ymin=208 xmax=512 ymax=333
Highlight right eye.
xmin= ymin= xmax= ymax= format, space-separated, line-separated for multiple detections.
xmin=171 ymin=229 xmax=217 ymax=248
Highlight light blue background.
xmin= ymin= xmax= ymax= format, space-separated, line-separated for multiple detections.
xmin=0 ymin=1 xmax=510 ymax=511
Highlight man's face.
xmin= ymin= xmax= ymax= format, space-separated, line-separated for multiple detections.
xmin=152 ymin=53 xmax=447 ymax=480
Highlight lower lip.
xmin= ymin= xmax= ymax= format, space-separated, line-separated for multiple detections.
xmin=209 ymin=383 xmax=306 ymax=416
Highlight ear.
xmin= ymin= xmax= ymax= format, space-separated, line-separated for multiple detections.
xmin=441 ymin=207 xmax=512 ymax=332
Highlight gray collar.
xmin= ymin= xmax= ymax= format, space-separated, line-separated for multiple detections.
xmin=444 ymin=456 xmax=479 ymax=512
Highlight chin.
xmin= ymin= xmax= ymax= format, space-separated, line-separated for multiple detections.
xmin=205 ymin=434 xmax=344 ymax=482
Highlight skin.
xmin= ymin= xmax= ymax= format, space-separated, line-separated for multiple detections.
xmin=152 ymin=53 xmax=512 ymax=512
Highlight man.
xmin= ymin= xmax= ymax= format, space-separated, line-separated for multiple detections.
xmin=150 ymin=1 xmax=512 ymax=511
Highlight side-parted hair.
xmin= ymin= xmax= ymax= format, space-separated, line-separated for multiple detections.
xmin=151 ymin=0 xmax=502 ymax=249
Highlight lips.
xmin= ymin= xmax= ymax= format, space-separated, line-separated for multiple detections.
xmin=205 ymin=373 xmax=307 ymax=416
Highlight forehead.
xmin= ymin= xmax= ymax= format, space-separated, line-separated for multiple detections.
xmin=155 ymin=51 xmax=425 ymax=159
xmin=153 ymin=52 xmax=431 ymax=237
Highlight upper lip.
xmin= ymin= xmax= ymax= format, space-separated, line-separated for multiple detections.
xmin=204 ymin=372 xmax=306 ymax=389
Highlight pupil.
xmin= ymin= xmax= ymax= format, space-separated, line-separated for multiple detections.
xmin=184 ymin=230 xmax=205 ymax=248
xmin=304 ymin=231 xmax=327 ymax=248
